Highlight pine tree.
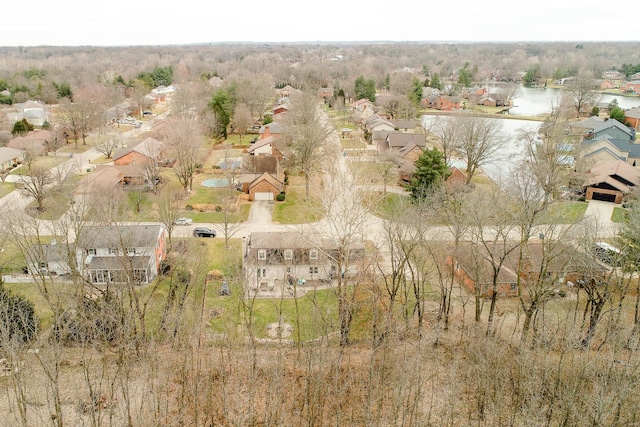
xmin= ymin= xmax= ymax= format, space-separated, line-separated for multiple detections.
xmin=409 ymin=148 xmax=449 ymax=201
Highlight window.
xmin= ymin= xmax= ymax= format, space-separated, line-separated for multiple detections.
xmin=309 ymin=266 xmax=318 ymax=275
xmin=258 ymin=249 xmax=266 ymax=260
xmin=309 ymin=249 xmax=318 ymax=260
xmin=258 ymin=268 xmax=267 ymax=279
xmin=85 ymin=248 xmax=96 ymax=256
xmin=284 ymin=249 xmax=293 ymax=260
xmin=108 ymin=248 xmax=119 ymax=255
xmin=126 ymin=248 xmax=137 ymax=256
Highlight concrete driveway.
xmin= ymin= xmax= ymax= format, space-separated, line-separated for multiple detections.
xmin=247 ymin=201 xmax=273 ymax=225
xmin=584 ymin=200 xmax=619 ymax=237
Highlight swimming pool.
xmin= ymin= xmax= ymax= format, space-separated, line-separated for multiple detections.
xmin=201 ymin=178 xmax=230 ymax=188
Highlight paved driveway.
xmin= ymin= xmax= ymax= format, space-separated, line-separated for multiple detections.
xmin=584 ymin=200 xmax=619 ymax=237
xmin=247 ymin=201 xmax=273 ymax=225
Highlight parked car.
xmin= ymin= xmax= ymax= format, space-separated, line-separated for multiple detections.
xmin=193 ymin=227 xmax=216 ymax=238
xmin=174 ymin=217 xmax=193 ymax=226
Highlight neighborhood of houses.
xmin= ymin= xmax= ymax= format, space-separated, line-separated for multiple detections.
xmin=2 ymin=73 xmax=640 ymax=300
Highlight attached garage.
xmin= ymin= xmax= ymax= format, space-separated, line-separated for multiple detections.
xmin=248 ymin=172 xmax=283 ymax=202
xmin=254 ymin=192 xmax=274 ymax=202
xmin=584 ymin=160 xmax=640 ymax=205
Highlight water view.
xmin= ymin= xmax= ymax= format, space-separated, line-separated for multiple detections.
xmin=507 ymin=86 xmax=640 ymax=116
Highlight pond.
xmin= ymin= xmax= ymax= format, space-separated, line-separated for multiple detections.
xmin=201 ymin=178 xmax=230 ymax=188
xmin=422 ymin=115 xmax=542 ymax=182
xmin=506 ymin=85 xmax=640 ymax=116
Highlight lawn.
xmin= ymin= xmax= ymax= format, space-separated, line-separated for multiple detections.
xmin=272 ymin=187 xmax=325 ymax=224
xmin=350 ymin=161 xmax=399 ymax=185
xmin=612 ymin=206 xmax=629 ymax=223
xmin=544 ymin=201 xmax=589 ymax=223
xmin=0 ymin=182 xmax=15 ymax=198
xmin=10 ymin=156 xmax=69 ymax=175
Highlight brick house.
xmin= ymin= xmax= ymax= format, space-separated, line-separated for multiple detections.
xmin=624 ymin=107 xmax=640 ymax=129
xmin=113 ymin=137 xmax=163 ymax=166
xmin=621 ymin=81 xmax=640 ymax=93
xmin=434 ymin=95 xmax=462 ymax=111
xmin=447 ymin=241 xmax=583 ymax=297
xmin=240 ymin=154 xmax=285 ymax=201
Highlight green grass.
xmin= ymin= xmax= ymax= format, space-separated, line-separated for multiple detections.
xmin=373 ymin=192 xmax=411 ymax=219
xmin=612 ymin=207 xmax=629 ymax=223
xmin=544 ymin=201 xmax=589 ymax=223
xmin=350 ymin=161 xmax=399 ymax=185
xmin=183 ymin=204 xmax=251 ymax=223
xmin=10 ymin=157 xmax=68 ymax=175
xmin=272 ymin=187 xmax=325 ymax=224
xmin=206 ymin=286 xmax=338 ymax=341
xmin=0 ymin=182 xmax=15 ymax=198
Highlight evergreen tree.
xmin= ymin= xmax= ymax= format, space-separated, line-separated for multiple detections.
xmin=409 ymin=148 xmax=449 ymax=200
xmin=11 ymin=118 xmax=33 ymax=136
xmin=354 ymin=76 xmax=376 ymax=102
xmin=0 ymin=281 xmax=37 ymax=344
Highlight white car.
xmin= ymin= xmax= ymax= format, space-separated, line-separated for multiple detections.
xmin=174 ymin=217 xmax=193 ymax=226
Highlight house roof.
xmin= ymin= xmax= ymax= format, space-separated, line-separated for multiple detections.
xmin=398 ymin=142 xmax=423 ymax=158
xmin=28 ymin=243 xmax=73 ymax=264
xmin=625 ymin=107 xmax=640 ymax=120
xmin=586 ymin=160 xmax=640 ymax=192
xmin=452 ymin=241 xmax=582 ymax=286
xmin=386 ymin=132 xmax=425 ymax=148
xmin=248 ymin=231 xmax=351 ymax=251
xmin=77 ymin=225 xmax=163 ymax=249
xmin=85 ymin=255 xmax=151 ymax=271
xmin=242 ymin=154 xmax=279 ymax=174
xmin=0 ymin=147 xmax=25 ymax=165
xmin=75 ymin=166 xmax=123 ymax=194
xmin=391 ymin=120 xmax=418 ymax=130
xmin=113 ymin=137 xmax=162 ymax=161
xmin=247 ymin=136 xmax=276 ymax=154
xmin=581 ymin=136 xmax=640 ymax=161
xmin=593 ymin=118 xmax=633 ymax=139
xmin=248 ymin=172 xmax=283 ymax=191
xmin=259 ymin=122 xmax=286 ymax=135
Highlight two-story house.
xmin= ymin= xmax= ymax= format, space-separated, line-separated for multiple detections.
xmin=242 ymin=231 xmax=364 ymax=296
xmin=76 ymin=224 xmax=166 ymax=285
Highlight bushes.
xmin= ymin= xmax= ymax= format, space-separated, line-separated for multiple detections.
xmin=52 ymin=291 xmax=127 ymax=345
xmin=276 ymin=192 xmax=286 ymax=202
xmin=0 ymin=283 xmax=37 ymax=344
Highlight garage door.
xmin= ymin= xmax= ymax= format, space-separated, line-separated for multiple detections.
xmin=254 ymin=192 xmax=274 ymax=201
xmin=591 ymin=192 xmax=617 ymax=203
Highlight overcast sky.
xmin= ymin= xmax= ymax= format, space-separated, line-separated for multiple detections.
xmin=2 ymin=0 xmax=638 ymax=47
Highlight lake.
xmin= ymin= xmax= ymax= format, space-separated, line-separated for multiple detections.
xmin=421 ymin=116 xmax=541 ymax=182
xmin=508 ymin=86 xmax=640 ymax=116
xmin=422 ymin=85 xmax=640 ymax=182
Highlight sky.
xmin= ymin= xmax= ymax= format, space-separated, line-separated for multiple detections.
xmin=2 ymin=0 xmax=639 ymax=47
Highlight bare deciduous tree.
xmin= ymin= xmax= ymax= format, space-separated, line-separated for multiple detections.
xmin=455 ymin=114 xmax=507 ymax=184
xmin=282 ymin=91 xmax=334 ymax=198
xmin=17 ymin=164 xmax=55 ymax=213
xmin=231 ymin=103 xmax=253 ymax=143
xmin=168 ymin=116 xmax=205 ymax=194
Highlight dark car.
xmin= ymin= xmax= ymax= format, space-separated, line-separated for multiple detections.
xmin=193 ymin=227 xmax=216 ymax=238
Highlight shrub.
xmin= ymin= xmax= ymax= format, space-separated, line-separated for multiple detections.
xmin=215 ymin=205 xmax=222 ymax=212
xmin=0 ymin=283 xmax=37 ymax=344
xmin=52 ymin=291 xmax=127 ymax=344
xmin=185 ymin=204 xmax=193 ymax=211
xmin=276 ymin=192 xmax=286 ymax=202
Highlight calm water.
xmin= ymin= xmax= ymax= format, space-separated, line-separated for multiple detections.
xmin=508 ymin=86 xmax=640 ymax=116
xmin=421 ymin=116 xmax=541 ymax=182
xmin=421 ymin=86 xmax=640 ymax=182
